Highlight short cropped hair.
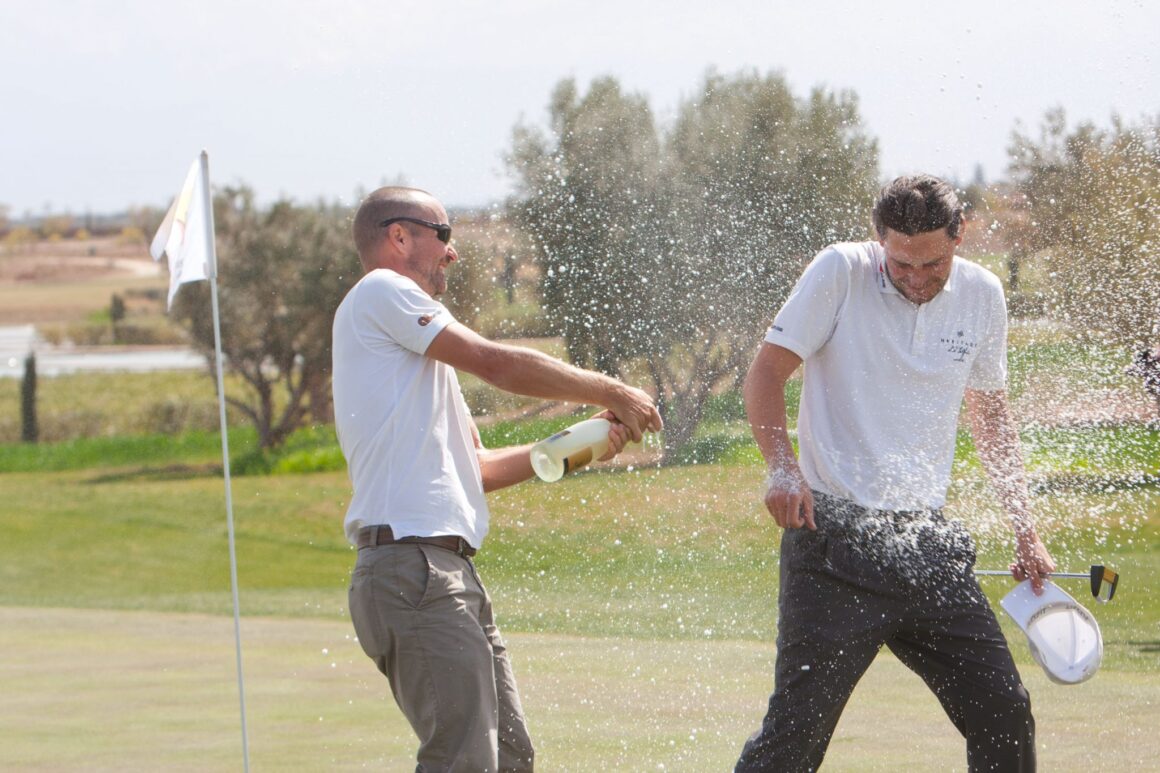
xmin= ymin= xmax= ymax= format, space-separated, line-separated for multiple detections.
xmin=872 ymin=175 xmax=963 ymax=239
xmin=352 ymin=186 xmax=433 ymax=261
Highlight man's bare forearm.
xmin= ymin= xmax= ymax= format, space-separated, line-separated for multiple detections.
xmin=965 ymin=388 xmax=1033 ymax=533
xmin=746 ymin=378 xmax=796 ymax=471
xmin=478 ymin=342 xmax=624 ymax=405
xmin=477 ymin=443 xmax=536 ymax=492
xmin=744 ymin=343 xmax=803 ymax=472
xmin=427 ymin=322 xmax=660 ymax=437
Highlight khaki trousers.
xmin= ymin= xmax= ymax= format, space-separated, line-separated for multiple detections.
xmin=350 ymin=542 xmax=534 ymax=772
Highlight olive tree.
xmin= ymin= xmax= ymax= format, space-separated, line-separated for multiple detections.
xmin=173 ymin=187 xmax=359 ymax=449
xmin=1009 ymin=109 xmax=1160 ymax=350
xmin=508 ymin=71 xmax=879 ymax=460
xmin=655 ymin=73 xmax=878 ymax=454
xmin=508 ymin=76 xmax=663 ymax=377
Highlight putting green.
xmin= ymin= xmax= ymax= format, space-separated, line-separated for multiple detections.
xmin=1 ymin=607 xmax=1155 ymax=771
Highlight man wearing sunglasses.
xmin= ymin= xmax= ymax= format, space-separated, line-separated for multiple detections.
xmin=736 ymin=175 xmax=1054 ymax=771
xmin=332 ymin=186 xmax=662 ymax=771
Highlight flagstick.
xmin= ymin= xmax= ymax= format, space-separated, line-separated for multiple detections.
xmin=201 ymin=151 xmax=251 ymax=773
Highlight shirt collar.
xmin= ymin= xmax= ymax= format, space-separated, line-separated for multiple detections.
xmin=874 ymin=247 xmax=896 ymax=295
xmin=942 ymin=258 xmax=960 ymax=294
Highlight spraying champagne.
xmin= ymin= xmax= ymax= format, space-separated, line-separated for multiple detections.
xmin=529 ymin=418 xmax=612 ymax=482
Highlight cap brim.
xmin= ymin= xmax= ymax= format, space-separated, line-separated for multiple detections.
xmin=1000 ymin=579 xmax=1076 ymax=628
xmin=1000 ymin=580 xmax=1103 ymax=685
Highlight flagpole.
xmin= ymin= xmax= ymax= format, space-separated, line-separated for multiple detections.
xmin=201 ymin=150 xmax=251 ymax=773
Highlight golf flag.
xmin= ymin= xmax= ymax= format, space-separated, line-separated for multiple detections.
xmin=150 ymin=154 xmax=213 ymax=309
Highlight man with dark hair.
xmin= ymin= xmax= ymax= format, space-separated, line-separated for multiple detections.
xmin=333 ymin=186 xmax=662 ymax=771
xmin=873 ymin=172 xmax=966 ymax=240
xmin=736 ymin=174 xmax=1054 ymax=771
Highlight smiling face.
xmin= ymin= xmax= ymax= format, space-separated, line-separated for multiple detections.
xmin=879 ymin=226 xmax=962 ymax=305
xmin=399 ymin=199 xmax=456 ymax=297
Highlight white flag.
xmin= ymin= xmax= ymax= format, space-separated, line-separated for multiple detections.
xmin=150 ymin=156 xmax=212 ymax=309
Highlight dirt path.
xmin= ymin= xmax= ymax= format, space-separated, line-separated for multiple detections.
xmin=0 ymin=253 xmax=159 ymax=282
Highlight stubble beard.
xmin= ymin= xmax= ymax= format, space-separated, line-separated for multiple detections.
xmin=405 ymin=256 xmax=447 ymax=298
xmin=888 ymin=272 xmax=945 ymax=305
xmin=430 ymin=265 xmax=447 ymax=297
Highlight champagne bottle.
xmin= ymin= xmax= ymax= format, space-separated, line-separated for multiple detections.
xmin=529 ymin=418 xmax=611 ymax=482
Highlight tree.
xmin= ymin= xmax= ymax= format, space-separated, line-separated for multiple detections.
xmin=40 ymin=214 xmax=74 ymax=240
xmin=3 ymin=226 xmax=37 ymax=253
xmin=21 ymin=353 xmax=38 ymax=444
xmin=442 ymin=214 xmax=504 ymax=332
xmin=509 ymin=71 xmax=879 ymax=459
xmin=173 ymin=188 xmax=359 ymax=450
xmin=509 ymin=76 xmax=663 ymax=377
xmin=1008 ymin=110 xmax=1160 ymax=352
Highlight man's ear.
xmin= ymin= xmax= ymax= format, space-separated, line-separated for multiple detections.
xmin=386 ymin=222 xmax=409 ymax=249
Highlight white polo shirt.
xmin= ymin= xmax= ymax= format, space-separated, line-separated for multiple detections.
xmin=765 ymin=241 xmax=1008 ymax=511
xmin=332 ymin=268 xmax=488 ymax=547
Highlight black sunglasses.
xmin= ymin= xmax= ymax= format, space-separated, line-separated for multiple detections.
xmin=378 ymin=216 xmax=452 ymax=244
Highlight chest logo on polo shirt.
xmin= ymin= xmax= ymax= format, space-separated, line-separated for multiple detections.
xmin=940 ymin=330 xmax=978 ymax=362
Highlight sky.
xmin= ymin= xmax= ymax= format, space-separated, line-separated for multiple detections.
xmin=1 ymin=0 xmax=1157 ymax=217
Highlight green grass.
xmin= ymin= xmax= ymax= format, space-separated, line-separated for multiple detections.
xmin=0 ymin=414 xmax=602 ymax=476
xmin=1 ymin=460 xmax=1158 ymax=769
xmin=0 ymin=369 xmax=245 ymax=443
xmin=1 ymin=452 xmax=1157 ymax=668
xmin=0 ymin=427 xmax=256 ymax=473
xmin=951 ymin=424 xmax=1160 ymax=481
xmin=2 ymin=314 xmax=1157 ymax=767
xmin=7 ymin=608 xmax=1157 ymax=771
xmin=1007 ymin=336 xmax=1136 ymax=401
xmin=1 ymin=412 xmax=1158 ymax=768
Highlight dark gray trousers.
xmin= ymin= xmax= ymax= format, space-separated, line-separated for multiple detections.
xmin=736 ymin=492 xmax=1034 ymax=772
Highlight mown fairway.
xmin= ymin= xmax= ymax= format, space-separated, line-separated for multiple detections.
xmin=3 ymin=607 xmax=1157 ymax=771
xmin=2 ymin=320 xmax=1158 ymax=770
xmin=2 ymin=452 xmax=1158 ymax=770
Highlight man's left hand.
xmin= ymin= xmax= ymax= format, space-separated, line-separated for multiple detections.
xmin=1011 ymin=530 xmax=1056 ymax=595
xmin=594 ymin=410 xmax=632 ymax=461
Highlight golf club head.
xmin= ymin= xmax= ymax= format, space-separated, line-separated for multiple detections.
xmin=1090 ymin=565 xmax=1118 ymax=603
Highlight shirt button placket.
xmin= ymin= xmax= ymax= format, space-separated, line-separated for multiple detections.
xmin=912 ymin=306 xmax=926 ymax=355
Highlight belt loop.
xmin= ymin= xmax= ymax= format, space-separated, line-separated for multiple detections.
xmin=369 ymin=524 xmax=380 ymax=547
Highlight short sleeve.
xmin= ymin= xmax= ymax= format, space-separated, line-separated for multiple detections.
xmin=967 ymin=284 xmax=1008 ymax=391
xmin=355 ymin=269 xmax=456 ymax=354
xmin=764 ymin=247 xmax=850 ymax=360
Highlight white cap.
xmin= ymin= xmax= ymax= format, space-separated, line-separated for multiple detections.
xmin=1000 ymin=579 xmax=1102 ymax=685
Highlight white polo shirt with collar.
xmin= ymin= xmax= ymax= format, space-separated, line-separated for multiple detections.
xmin=764 ymin=240 xmax=1008 ymax=511
xmin=332 ymin=268 xmax=489 ymax=547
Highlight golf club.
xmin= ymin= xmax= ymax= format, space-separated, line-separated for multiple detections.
xmin=974 ymin=564 xmax=1119 ymax=603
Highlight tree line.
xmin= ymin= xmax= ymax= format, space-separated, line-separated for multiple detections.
xmin=166 ymin=71 xmax=1160 ymax=459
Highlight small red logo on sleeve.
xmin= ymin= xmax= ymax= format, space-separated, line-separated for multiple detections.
xmin=418 ymin=314 xmax=434 ymax=326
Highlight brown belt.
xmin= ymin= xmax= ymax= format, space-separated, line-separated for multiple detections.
xmin=356 ymin=525 xmax=476 ymax=557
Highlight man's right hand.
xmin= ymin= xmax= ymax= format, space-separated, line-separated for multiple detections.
xmin=607 ymin=384 xmax=663 ymax=442
xmin=763 ymin=465 xmax=816 ymax=530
